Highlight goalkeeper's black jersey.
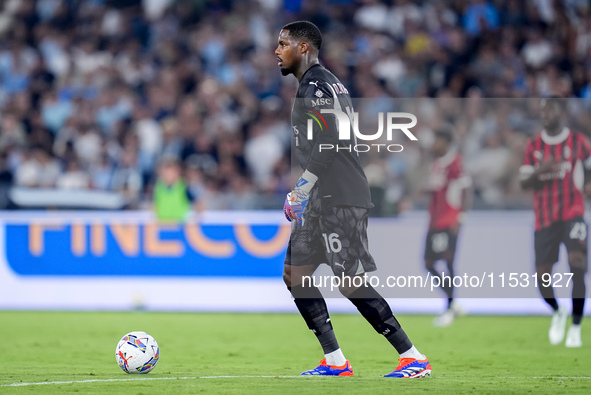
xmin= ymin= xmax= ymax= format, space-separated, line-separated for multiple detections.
xmin=292 ymin=64 xmax=373 ymax=210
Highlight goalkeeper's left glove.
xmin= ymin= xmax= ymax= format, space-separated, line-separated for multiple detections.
xmin=283 ymin=193 xmax=294 ymax=222
xmin=287 ymin=170 xmax=318 ymax=225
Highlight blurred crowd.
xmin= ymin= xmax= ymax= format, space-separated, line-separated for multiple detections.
xmin=0 ymin=0 xmax=590 ymax=212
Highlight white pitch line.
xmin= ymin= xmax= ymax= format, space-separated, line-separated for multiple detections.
xmin=2 ymin=375 xmax=591 ymax=387
xmin=0 ymin=377 xmax=197 ymax=387
xmin=201 ymin=375 xmax=299 ymax=379
xmin=0 ymin=376 xmax=304 ymax=387
xmin=531 ymin=377 xmax=591 ymax=379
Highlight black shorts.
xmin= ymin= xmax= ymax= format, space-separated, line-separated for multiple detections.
xmin=534 ymin=216 xmax=588 ymax=267
xmin=424 ymin=228 xmax=458 ymax=262
xmin=284 ymin=189 xmax=377 ymax=276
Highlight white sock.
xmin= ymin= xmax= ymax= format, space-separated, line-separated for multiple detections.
xmin=325 ymin=348 xmax=347 ymax=366
xmin=399 ymin=345 xmax=424 ymax=360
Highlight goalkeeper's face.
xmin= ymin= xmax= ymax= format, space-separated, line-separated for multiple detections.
xmin=275 ymin=29 xmax=301 ymax=76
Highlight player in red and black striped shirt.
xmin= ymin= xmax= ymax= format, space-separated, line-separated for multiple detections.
xmin=424 ymin=129 xmax=471 ymax=327
xmin=520 ymin=98 xmax=589 ymax=347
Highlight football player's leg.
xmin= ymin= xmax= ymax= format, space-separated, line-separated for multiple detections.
xmin=424 ymin=231 xmax=454 ymax=306
xmin=443 ymin=230 xmax=459 ymax=305
xmin=539 ymin=261 xmax=569 ymax=345
xmin=567 ymin=250 xmax=586 ymax=326
xmin=561 ymin=217 xmax=587 ymax=346
xmin=341 ymin=281 xmax=411 ymax=353
xmin=564 ymin=218 xmax=588 ymax=327
xmin=442 ymin=233 xmax=465 ymax=319
xmin=443 ymin=260 xmax=454 ymax=304
xmin=284 ymin=261 xmax=349 ymax=373
xmin=535 ymin=226 xmax=561 ymax=312
xmin=425 ymin=257 xmax=454 ymax=307
xmin=285 ymin=193 xmax=352 ymax=375
xmin=342 ymin=281 xmax=430 ymax=377
xmin=425 ymin=257 xmax=452 ymax=327
xmin=323 ymin=207 xmax=429 ymax=377
xmin=425 ymin=230 xmax=457 ymax=327
xmin=425 ymin=258 xmax=443 ymax=293
xmin=430 ymin=254 xmax=464 ymax=327
xmin=284 ymin=262 xmax=339 ymax=357
xmin=536 ymin=225 xmax=567 ymax=345
xmin=537 ymin=263 xmax=559 ymax=310
xmin=565 ymin=248 xmax=586 ymax=348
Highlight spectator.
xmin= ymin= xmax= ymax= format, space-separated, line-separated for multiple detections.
xmin=153 ymin=156 xmax=198 ymax=222
xmin=0 ymin=152 xmax=13 ymax=208
xmin=463 ymin=0 xmax=499 ymax=36
xmin=521 ymin=28 xmax=553 ymax=69
xmin=56 ymin=159 xmax=90 ymax=190
xmin=244 ymin=121 xmax=283 ymax=191
xmin=14 ymin=147 xmax=60 ymax=188
xmin=468 ymin=133 xmax=512 ymax=207
xmin=110 ymin=148 xmax=142 ymax=208
xmin=0 ymin=112 xmax=27 ymax=151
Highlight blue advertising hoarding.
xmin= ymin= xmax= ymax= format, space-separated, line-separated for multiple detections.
xmin=5 ymin=215 xmax=289 ymax=277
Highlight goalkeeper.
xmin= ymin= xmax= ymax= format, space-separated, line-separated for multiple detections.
xmin=277 ymin=21 xmax=430 ymax=378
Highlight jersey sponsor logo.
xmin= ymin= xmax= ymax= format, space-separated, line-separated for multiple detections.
xmin=310 ymin=98 xmax=332 ymax=107
xmin=309 ymin=81 xmax=319 ymax=87
xmin=314 ymin=89 xmax=324 ymax=98
xmin=538 ymin=161 xmax=572 ymax=180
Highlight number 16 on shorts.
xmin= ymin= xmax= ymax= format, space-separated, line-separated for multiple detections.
xmin=322 ymin=233 xmax=342 ymax=253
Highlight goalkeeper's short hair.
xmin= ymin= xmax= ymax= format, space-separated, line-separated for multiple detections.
xmin=282 ymin=21 xmax=322 ymax=51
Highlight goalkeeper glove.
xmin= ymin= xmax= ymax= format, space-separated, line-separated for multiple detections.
xmin=283 ymin=193 xmax=295 ymax=222
xmin=286 ymin=170 xmax=318 ymax=225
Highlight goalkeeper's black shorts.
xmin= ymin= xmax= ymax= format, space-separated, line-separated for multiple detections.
xmin=284 ymin=188 xmax=377 ymax=276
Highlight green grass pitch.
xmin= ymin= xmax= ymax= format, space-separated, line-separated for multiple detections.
xmin=0 ymin=311 xmax=590 ymax=394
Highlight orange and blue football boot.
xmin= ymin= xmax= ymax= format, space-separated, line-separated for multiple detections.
xmin=384 ymin=357 xmax=431 ymax=378
xmin=300 ymin=359 xmax=354 ymax=376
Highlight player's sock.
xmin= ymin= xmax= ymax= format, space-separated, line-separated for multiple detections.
xmin=324 ymin=348 xmax=347 ymax=366
xmin=290 ymin=285 xmax=340 ymax=355
xmin=545 ymin=298 xmax=559 ymax=311
xmin=447 ymin=298 xmax=453 ymax=310
xmin=427 ymin=266 xmax=453 ymax=303
xmin=317 ymin=330 xmax=340 ymax=355
xmin=444 ymin=260 xmax=455 ymax=302
xmin=399 ymin=345 xmax=425 ymax=360
xmin=346 ymin=285 xmax=413 ymax=354
xmin=573 ymin=301 xmax=584 ymax=325
xmin=571 ymin=268 xmax=586 ymax=325
xmin=537 ymin=273 xmax=559 ymax=311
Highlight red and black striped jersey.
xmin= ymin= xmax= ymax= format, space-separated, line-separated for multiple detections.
xmin=427 ymin=151 xmax=470 ymax=230
xmin=520 ymin=128 xmax=591 ymax=231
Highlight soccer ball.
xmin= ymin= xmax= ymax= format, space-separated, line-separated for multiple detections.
xmin=115 ymin=331 xmax=160 ymax=374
